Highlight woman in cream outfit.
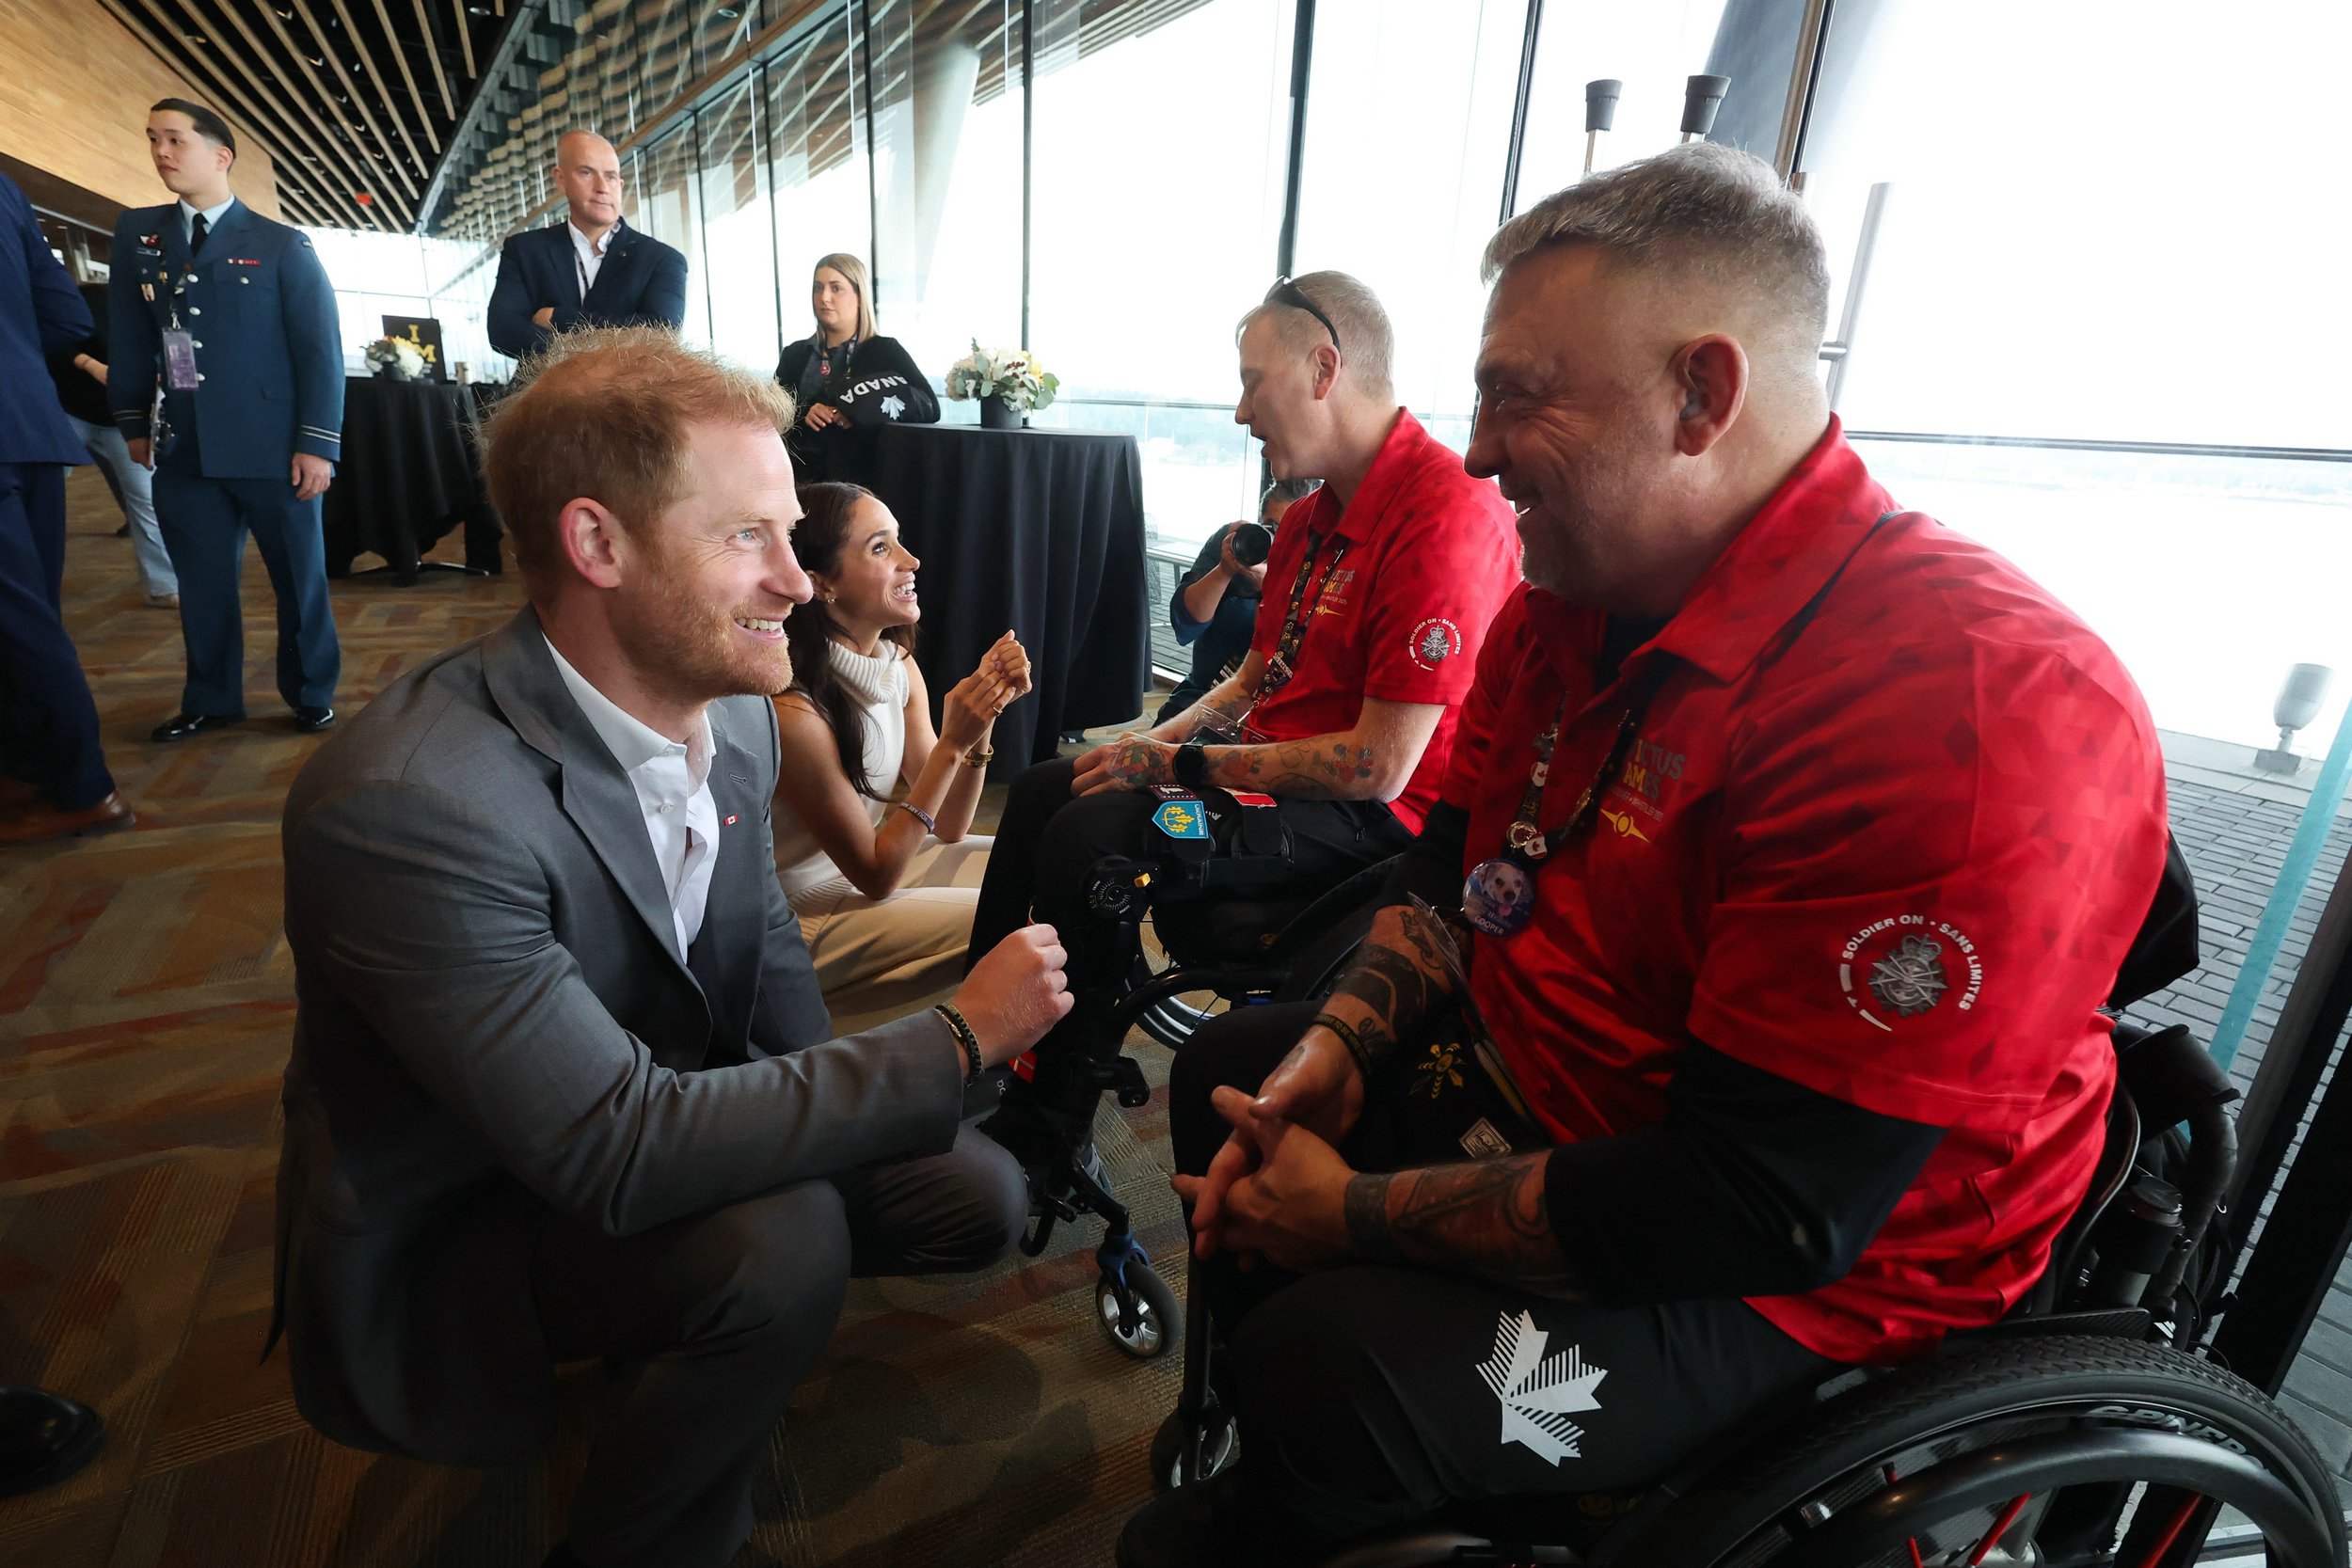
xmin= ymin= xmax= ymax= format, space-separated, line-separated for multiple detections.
xmin=772 ymin=482 xmax=1031 ymax=1033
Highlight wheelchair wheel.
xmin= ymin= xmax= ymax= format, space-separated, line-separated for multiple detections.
xmin=1608 ymin=1337 xmax=2346 ymax=1568
xmin=1136 ymin=990 xmax=1232 ymax=1050
xmin=1097 ymin=1263 xmax=1181 ymax=1360
xmin=1151 ymin=1406 xmax=1239 ymax=1492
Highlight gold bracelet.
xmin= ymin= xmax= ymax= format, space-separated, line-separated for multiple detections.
xmin=962 ymin=744 xmax=994 ymax=769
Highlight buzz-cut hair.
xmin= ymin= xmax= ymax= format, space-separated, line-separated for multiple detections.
xmin=479 ymin=325 xmax=794 ymax=584
xmin=1236 ymin=270 xmax=1395 ymax=403
xmin=1484 ymin=143 xmax=1831 ymax=374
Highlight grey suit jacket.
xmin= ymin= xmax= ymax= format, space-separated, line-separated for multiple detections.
xmin=272 ymin=606 xmax=964 ymax=1465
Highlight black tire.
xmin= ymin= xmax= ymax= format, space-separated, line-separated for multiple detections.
xmin=1607 ymin=1337 xmax=2345 ymax=1568
xmin=1098 ymin=1262 xmax=1182 ymax=1360
xmin=1136 ymin=990 xmax=1230 ymax=1051
xmin=1150 ymin=1406 xmax=1239 ymax=1493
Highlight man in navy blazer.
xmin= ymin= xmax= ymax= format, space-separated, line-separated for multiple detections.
xmin=486 ymin=131 xmax=689 ymax=362
xmin=109 ymin=99 xmax=344 ymax=744
xmin=0 ymin=169 xmax=135 ymax=847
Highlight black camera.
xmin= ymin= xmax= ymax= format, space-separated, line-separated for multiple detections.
xmin=1230 ymin=520 xmax=1275 ymax=566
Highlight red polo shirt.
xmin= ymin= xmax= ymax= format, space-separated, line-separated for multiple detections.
xmin=1442 ymin=421 xmax=2169 ymax=1364
xmin=1246 ymin=411 xmax=1520 ymax=832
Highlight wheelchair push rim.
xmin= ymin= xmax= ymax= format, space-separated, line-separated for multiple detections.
xmin=1601 ymin=1338 xmax=2346 ymax=1568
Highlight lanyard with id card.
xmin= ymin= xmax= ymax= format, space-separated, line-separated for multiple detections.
xmin=162 ymin=329 xmax=199 ymax=391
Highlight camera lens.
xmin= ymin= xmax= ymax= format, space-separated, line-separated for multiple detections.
xmin=1231 ymin=522 xmax=1275 ymax=566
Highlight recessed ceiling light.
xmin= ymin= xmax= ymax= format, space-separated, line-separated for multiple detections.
xmin=185 ymin=32 xmax=209 ymax=44
xmin=717 ymin=6 xmax=739 ymax=15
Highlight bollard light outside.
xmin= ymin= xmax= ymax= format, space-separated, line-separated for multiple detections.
xmin=2254 ymin=663 xmax=2333 ymax=776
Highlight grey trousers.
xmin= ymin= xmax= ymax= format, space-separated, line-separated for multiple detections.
xmin=530 ymin=1122 xmax=1028 ymax=1568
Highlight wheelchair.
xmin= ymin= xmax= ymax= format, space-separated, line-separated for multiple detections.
xmin=1135 ymin=874 xmax=2351 ymax=1566
xmin=976 ymin=784 xmax=1400 ymax=1364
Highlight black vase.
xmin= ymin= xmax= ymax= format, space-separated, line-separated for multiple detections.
xmin=979 ymin=392 xmax=1022 ymax=431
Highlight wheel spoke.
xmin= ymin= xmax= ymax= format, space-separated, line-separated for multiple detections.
xmin=1964 ymin=1494 xmax=2030 ymax=1565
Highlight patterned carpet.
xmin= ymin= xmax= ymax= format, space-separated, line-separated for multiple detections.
xmin=0 ymin=469 xmax=1184 ymax=1567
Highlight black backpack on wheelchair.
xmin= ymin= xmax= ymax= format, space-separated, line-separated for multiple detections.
xmin=1131 ymin=835 xmax=2350 ymax=1567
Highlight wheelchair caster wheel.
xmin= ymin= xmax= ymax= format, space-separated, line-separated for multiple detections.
xmin=1097 ymin=1264 xmax=1180 ymax=1359
xmin=1150 ymin=1407 xmax=1238 ymax=1493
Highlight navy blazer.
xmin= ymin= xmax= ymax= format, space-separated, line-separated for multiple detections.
xmin=485 ymin=220 xmax=688 ymax=361
xmin=0 ymin=170 xmax=92 ymax=467
xmin=106 ymin=198 xmax=344 ymax=480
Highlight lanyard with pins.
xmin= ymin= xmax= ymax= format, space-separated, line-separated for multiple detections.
xmin=1463 ymin=509 xmax=1904 ymax=939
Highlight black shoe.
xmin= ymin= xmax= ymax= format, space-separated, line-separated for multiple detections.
xmin=294 ymin=706 xmax=336 ymax=734
xmin=0 ymin=1384 xmax=104 ymax=1499
xmin=149 ymin=712 xmax=241 ymax=743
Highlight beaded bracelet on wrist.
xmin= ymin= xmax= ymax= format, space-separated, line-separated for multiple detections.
xmin=933 ymin=1003 xmax=984 ymax=1085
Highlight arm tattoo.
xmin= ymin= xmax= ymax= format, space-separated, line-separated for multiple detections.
xmin=1206 ymin=736 xmax=1379 ymax=800
xmin=1317 ymin=901 xmax=1461 ymax=1067
xmin=1346 ymin=1158 xmax=1587 ymax=1299
xmin=1170 ymin=681 xmax=1253 ymax=740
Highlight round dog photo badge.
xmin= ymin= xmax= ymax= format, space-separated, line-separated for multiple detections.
xmin=1463 ymin=857 xmax=1535 ymax=937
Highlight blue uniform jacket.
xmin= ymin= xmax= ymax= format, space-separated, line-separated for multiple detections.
xmin=0 ymin=170 xmax=91 ymax=467
xmin=107 ymin=199 xmax=343 ymax=479
xmin=485 ymin=220 xmax=688 ymax=361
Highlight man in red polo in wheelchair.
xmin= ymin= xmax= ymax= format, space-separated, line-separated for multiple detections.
xmin=1119 ymin=145 xmax=2171 ymax=1568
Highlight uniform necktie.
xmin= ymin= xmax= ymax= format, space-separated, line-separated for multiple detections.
xmin=189 ymin=214 xmax=209 ymax=255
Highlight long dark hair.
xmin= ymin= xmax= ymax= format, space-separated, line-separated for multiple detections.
xmin=786 ymin=482 xmax=916 ymax=799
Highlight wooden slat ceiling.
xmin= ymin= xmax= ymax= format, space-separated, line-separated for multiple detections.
xmin=103 ymin=0 xmax=1215 ymax=239
xmin=97 ymin=0 xmax=508 ymax=230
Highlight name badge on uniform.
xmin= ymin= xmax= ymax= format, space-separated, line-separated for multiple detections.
xmin=162 ymin=329 xmax=199 ymax=391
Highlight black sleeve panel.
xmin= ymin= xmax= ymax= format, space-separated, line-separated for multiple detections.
xmin=1542 ymin=1039 xmax=1945 ymax=1306
xmin=1380 ymin=799 xmax=1469 ymax=911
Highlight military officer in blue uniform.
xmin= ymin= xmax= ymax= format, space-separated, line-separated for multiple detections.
xmin=109 ymin=99 xmax=343 ymax=741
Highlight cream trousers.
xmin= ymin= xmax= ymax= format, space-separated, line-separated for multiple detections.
xmin=791 ymin=836 xmax=994 ymax=1036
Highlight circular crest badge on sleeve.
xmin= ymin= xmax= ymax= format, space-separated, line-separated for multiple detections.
xmin=1840 ymin=914 xmax=1984 ymax=1031
xmin=1408 ymin=617 xmax=1464 ymax=672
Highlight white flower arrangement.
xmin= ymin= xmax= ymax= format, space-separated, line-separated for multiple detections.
xmin=364 ymin=336 xmax=426 ymax=377
xmin=945 ymin=341 xmax=1059 ymax=412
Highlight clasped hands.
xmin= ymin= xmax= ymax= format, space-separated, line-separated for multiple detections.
xmin=1174 ymin=1026 xmax=1370 ymax=1275
xmin=941 ymin=630 xmax=1032 ymax=749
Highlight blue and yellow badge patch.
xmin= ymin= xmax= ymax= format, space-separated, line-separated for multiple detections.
xmin=1152 ymin=800 xmax=1208 ymax=841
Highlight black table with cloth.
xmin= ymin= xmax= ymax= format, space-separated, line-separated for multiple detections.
xmin=871 ymin=423 xmax=1150 ymax=779
xmin=321 ymin=375 xmax=502 ymax=579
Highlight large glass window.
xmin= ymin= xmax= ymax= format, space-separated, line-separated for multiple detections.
xmin=766 ymin=8 xmax=875 ymax=361
xmin=1510 ymin=0 xmax=1731 ymax=208
xmin=1800 ymin=0 xmax=2352 ymax=753
xmin=1289 ymin=0 xmax=1524 ymax=451
xmin=862 ymin=0 xmax=1025 ymax=402
xmin=697 ymin=72 xmax=781 ymax=371
xmin=1025 ymin=0 xmax=1297 ymax=550
xmin=630 ymin=124 xmax=710 ymax=345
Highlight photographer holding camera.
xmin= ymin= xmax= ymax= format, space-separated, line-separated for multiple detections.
xmin=1160 ymin=479 xmax=1313 ymax=718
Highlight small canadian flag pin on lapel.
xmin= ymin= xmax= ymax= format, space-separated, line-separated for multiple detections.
xmin=723 ymin=814 xmax=739 ymax=827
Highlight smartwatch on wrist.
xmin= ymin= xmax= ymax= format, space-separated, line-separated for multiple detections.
xmin=1173 ymin=738 xmax=1209 ymax=789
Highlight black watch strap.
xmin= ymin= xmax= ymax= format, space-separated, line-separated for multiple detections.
xmin=1174 ymin=739 xmax=1209 ymax=788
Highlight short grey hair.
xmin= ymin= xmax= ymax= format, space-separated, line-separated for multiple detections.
xmin=1237 ymin=271 xmax=1395 ymax=403
xmin=1484 ymin=144 xmax=1830 ymax=372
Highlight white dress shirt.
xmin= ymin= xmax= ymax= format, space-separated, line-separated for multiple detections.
xmin=546 ymin=638 xmax=721 ymax=955
xmin=179 ymin=195 xmax=236 ymax=245
xmin=567 ymin=219 xmax=614 ymax=295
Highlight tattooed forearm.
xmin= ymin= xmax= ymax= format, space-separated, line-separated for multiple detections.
xmin=1316 ymin=902 xmax=1461 ymax=1064
xmin=1345 ymin=1157 xmax=1587 ymax=1299
xmin=1206 ymin=736 xmax=1381 ymax=800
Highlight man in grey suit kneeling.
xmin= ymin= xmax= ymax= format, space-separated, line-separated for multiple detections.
xmin=271 ymin=325 xmax=1071 ymax=1568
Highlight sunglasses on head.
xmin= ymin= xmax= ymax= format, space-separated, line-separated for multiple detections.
xmin=1266 ymin=277 xmax=1341 ymax=357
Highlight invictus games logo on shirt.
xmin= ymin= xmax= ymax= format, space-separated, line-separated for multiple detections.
xmin=1839 ymin=915 xmax=1985 ymax=1031
xmin=1408 ymin=616 xmax=1463 ymax=670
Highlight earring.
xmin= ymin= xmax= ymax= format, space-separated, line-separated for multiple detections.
xmin=824 ymin=592 xmax=837 ymax=603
